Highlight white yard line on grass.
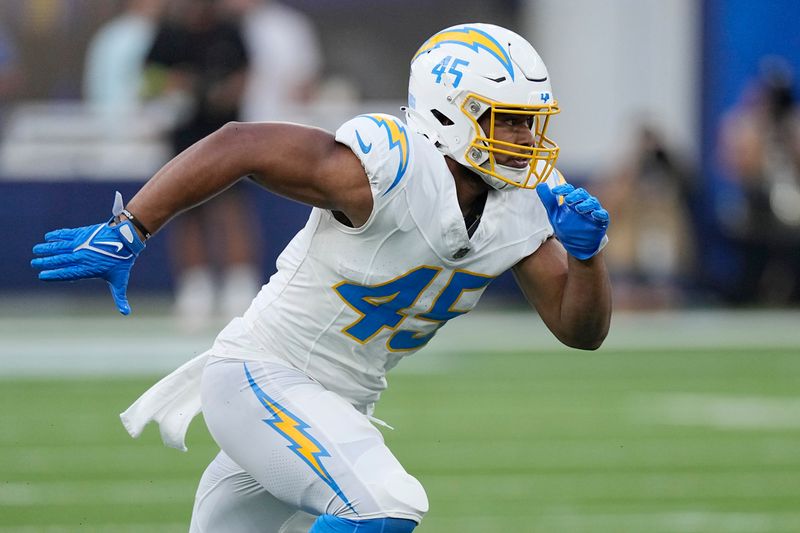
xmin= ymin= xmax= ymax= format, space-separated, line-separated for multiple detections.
xmin=534 ymin=509 xmax=800 ymax=533
xmin=0 ymin=480 xmax=192 ymax=506
xmin=0 ymin=526 xmax=186 ymax=533
xmin=633 ymin=393 xmax=800 ymax=429
xmin=1 ymin=310 xmax=799 ymax=376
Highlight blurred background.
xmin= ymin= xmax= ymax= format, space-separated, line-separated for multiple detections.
xmin=2 ymin=0 xmax=800 ymax=311
xmin=1 ymin=0 xmax=800 ymax=532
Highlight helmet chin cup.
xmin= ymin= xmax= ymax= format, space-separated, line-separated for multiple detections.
xmin=494 ymin=164 xmax=530 ymax=188
xmin=471 ymin=152 xmax=534 ymax=190
xmin=478 ymin=170 xmax=514 ymax=190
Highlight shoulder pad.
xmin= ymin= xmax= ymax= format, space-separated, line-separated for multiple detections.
xmin=335 ymin=114 xmax=412 ymax=197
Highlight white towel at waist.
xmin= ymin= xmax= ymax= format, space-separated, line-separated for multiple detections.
xmin=119 ymin=350 xmax=210 ymax=452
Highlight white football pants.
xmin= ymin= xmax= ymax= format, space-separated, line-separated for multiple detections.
xmin=189 ymin=356 xmax=428 ymax=532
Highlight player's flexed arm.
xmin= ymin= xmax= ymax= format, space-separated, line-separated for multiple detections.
xmin=127 ymin=122 xmax=373 ymax=232
xmin=512 ymin=183 xmax=612 ymax=350
xmin=31 ymin=122 xmax=373 ymax=314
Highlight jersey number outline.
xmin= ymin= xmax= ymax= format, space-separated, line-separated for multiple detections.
xmin=333 ymin=266 xmax=493 ymax=352
xmin=431 ymin=56 xmax=470 ymax=88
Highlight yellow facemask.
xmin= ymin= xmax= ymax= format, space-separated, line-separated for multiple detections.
xmin=461 ymin=94 xmax=560 ymax=189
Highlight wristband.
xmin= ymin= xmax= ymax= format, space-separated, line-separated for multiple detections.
xmin=120 ymin=209 xmax=152 ymax=240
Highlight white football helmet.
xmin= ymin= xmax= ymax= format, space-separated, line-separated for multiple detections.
xmin=405 ymin=23 xmax=560 ymax=190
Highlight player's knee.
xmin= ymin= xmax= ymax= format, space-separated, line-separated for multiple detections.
xmin=367 ymin=470 xmax=429 ymax=523
xmin=310 ymin=516 xmax=418 ymax=532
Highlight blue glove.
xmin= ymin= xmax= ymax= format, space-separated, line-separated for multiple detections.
xmin=31 ymin=200 xmax=146 ymax=315
xmin=536 ymin=182 xmax=609 ymax=260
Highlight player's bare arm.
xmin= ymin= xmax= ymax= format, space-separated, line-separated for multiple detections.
xmin=513 ymin=237 xmax=612 ymax=350
xmin=126 ymin=121 xmax=374 ymax=234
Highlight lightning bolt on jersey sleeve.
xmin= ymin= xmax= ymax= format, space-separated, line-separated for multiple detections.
xmin=335 ymin=114 xmax=413 ymax=213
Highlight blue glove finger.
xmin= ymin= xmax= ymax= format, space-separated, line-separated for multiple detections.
xmin=38 ymin=266 xmax=87 ymax=281
xmin=31 ymin=253 xmax=79 ymax=270
xmin=563 ymin=187 xmax=590 ymax=206
xmin=44 ymin=228 xmax=86 ymax=242
xmin=551 ymin=183 xmax=575 ymax=196
xmin=106 ymin=268 xmax=131 ymax=315
xmin=535 ymin=183 xmax=560 ymax=220
xmin=574 ymin=197 xmax=600 ymax=214
xmin=591 ymin=208 xmax=610 ymax=224
xmin=32 ymin=240 xmax=76 ymax=256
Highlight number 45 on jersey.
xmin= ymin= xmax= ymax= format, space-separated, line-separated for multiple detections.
xmin=334 ymin=266 xmax=493 ymax=352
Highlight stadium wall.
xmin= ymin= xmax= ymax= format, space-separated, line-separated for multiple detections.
xmin=698 ymin=0 xmax=800 ymax=296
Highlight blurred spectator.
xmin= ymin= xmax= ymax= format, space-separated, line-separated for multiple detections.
xmin=145 ymin=0 xmax=259 ymax=329
xmin=83 ymin=0 xmax=165 ymax=111
xmin=718 ymin=57 xmax=800 ymax=305
xmin=222 ymin=0 xmax=322 ymax=122
xmin=600 ymin=124 xmax=696 ymax=309
xmin=0 ymin=24 xmax=24 ymax=129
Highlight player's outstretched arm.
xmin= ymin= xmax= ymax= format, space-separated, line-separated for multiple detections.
xmin=512 ymin=183 xmax=612 ymax=350
xmin=32 ymin=122 xmax=373 ymax=314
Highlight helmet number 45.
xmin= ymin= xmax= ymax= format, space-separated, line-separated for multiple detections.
xmin=431 ymin=56 xmax=470 ymax=88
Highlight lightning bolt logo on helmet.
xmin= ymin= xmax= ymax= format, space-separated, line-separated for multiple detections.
xmin=412 ymin=26 xmax=515 ymax=80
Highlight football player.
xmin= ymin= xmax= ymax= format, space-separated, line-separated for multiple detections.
xmin=32 ymin=23 xmax=611 ymax=533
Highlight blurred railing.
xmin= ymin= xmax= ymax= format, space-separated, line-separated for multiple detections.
xmin=0 ymin=99 xmax=406 ymax=180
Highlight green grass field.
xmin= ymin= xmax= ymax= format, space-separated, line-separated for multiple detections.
xmin=2 ymin=338 xmax=800 ymax=532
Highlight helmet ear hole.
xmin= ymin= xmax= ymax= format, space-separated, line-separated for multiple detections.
xmin=430 ymin=109 xmax=454 ymax=126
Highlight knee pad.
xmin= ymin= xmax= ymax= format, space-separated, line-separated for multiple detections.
xmin=365 ymin=470 xmax=429 ymax=523
xmin=309 ymin=515 xmax=417 ymax=532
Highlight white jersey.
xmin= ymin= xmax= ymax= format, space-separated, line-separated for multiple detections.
xmin=214 ymin=113 xmax=555 ymax=409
